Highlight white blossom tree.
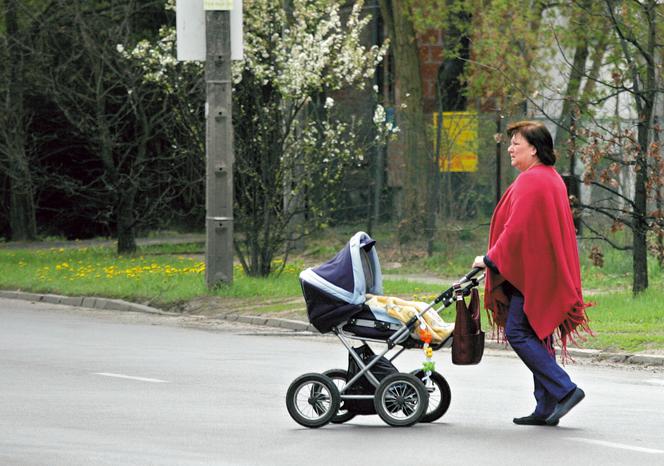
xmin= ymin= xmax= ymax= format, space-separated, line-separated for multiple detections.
xmin=233 ymin=0 xmax=392 ymax=276
xmin=126 ymin=0 xmax=393 ymax=276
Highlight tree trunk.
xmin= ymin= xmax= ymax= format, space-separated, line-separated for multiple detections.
xmin=115 ymin=112 xmax=150 ymax=256
xmin=116 ymin=193 xmax=137 ymax=254
xmin=4 ymin=0 xmax=37 ymax=241
xmin=632 ymin=105 xmax=652 ymax=293
xmin=7 ymin=147 xmax=37 ymax=241
xmin=630 ymin=0 xmax=657 ymax=294
xmin=554 ymin=36 xmax=588 ymax=169
xmin=657 ymin=184 xmax=664 ymax=268
xmin=379 ymin=0 xmax=429 ymax=236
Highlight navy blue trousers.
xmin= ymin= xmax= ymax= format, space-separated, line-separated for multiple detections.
xmin=506 ymin=295 xmax=576 ymax=417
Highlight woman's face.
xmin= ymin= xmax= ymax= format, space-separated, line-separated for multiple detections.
xmin=508 ymin=132 xmax=539 ymax=172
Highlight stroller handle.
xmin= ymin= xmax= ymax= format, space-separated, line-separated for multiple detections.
xmin=464 ymin=267 xmax=483 ymax=281
xmin=431 ymin=268 xmax=484 ymax=306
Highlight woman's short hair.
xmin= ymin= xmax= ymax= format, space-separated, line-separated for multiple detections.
xmin=507 ymin=120 xmax=556 ymax=165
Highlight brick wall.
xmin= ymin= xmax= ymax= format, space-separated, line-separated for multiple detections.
xmin=418 ymin=29 xmax=444 ymax=113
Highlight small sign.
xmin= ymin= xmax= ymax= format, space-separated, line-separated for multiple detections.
xmin=432 ymin=111 xmax=479 ymax=172
xmin=177 ymin=0 xmax=206 ymax=61
xmin=177 ymin=0 xmax=243 ymax=61
xmin=204 ymin=0 xmax=233 ymax=9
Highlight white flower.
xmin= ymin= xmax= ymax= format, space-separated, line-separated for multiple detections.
xmin=373 ymin=104 xmax=386 ymax=124
xmin=116 ymin=44 xmax=125 ymax=54
xmin=373 ymin=84 xmax=379 ymax=93
xmin=324 ymin=97 xmax=335 ymax=109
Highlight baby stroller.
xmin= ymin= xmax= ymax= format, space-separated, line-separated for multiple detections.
xmin=286 ymin=231 xmax=484 ymax=428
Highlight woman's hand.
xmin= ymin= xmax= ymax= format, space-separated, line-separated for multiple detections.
xmin=472 ymin=255 xmax=486 ymax=269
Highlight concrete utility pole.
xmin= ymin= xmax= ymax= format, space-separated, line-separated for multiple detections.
xmin=205 ymin=10 xmax=234 ymax=287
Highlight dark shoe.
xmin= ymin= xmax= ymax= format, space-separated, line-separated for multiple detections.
xmin=545 ymin=387 xmax=585 ymax=425
xmin=513 ymin=413 xmax=558 ymax=426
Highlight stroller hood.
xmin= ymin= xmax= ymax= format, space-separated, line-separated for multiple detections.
xmin=300 ymin=231 xmax=383 ymax=333
xmin=300 ymin=231 xmax=383 ymax=304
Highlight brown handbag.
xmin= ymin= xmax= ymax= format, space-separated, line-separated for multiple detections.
xmin=452 ymin=287 xmax=485 ymax=365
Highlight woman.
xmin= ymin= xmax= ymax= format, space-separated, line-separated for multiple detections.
xmin=472 ymin=120 xmax=591 ymax=426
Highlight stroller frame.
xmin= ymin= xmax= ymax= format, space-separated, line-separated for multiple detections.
xmin=286 ymin=267 xmax=484 ymax=428
xmin=335 ymin=268 xmax=484 ymax=398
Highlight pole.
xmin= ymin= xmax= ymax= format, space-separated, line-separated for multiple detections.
xmin=205 ymin=10 xmax=234 ymax=287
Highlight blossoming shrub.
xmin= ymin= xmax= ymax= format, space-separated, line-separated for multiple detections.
xmin=118 ymin=0 xmax=396 ymax=277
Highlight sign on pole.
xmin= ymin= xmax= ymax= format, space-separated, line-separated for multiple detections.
xmin=177 ymin=0 xmax=243 ymax=61
xmin=176 ymin=0 xmax=205 ymax=61
xmin=204 ymin=0 xmax=233 ymax=9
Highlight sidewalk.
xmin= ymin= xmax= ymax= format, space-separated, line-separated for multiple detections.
xmin=2 ymin=288 xmax=662 ymax=369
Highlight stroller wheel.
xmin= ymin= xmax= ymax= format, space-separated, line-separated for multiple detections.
xmin=323 ymin=369 xmax=356 ymax=424
xmin=374 ymin=373 xmax=428 ymax=427
xmin=286 ymin=373 xmax=340 ymax=428
xmin=411 ymin=370 xmax=452 ymax=423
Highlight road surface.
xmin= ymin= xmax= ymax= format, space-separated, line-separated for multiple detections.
xmin=0 ymin=298 xmax=662 ymax=465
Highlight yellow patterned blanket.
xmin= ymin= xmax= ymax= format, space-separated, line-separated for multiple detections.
xmin=365 ymin=294 xmax=454 ymax=343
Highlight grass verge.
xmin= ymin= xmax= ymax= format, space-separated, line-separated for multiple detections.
xmin=581 ymin=288 xmax=664 ymax=353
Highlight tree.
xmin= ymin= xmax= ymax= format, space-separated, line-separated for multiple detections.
xmin=574 ymin=0 xmax=664 ymax=294
xmin=0 ymin=0 xmax=43 ymax=241
xmin=379 ymin=0 xmax=430 ymax=239
xmin=232 ymin=0 xmax=390 ymax=275
xmin=36 ymin=0 xmax=191 ymax=254
xmin=126 ymin=0 xmax=393 ymax=275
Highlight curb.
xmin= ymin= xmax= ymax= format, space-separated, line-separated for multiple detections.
xmin=0 ymin=290 xmax=179 ymax=317
xmin=2 ymin=290 xmax=662 ymax=367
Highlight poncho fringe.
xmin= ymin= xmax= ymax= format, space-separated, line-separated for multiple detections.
xmin=485 ymin=300 xmax=593 ymax=362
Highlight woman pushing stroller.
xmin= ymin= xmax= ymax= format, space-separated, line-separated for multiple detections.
xmin=472 ymin=120 xmax=592 ymax=426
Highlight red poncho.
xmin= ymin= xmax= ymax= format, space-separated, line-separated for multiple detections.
xmin=484 ymin=165 xmax=591 ymax=353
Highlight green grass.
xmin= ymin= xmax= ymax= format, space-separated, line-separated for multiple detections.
xmin=211 ymin=273 xmax=304 ymax=300
xmin=138 ymin=242 xmax=204 ymax=255
xmin=0 ymin=245 xmax=305 ymax=304
xmin=0 ymin=246 xmax=206 ymax=303
xmin=580 ymin=288 xmax=664 ymax=353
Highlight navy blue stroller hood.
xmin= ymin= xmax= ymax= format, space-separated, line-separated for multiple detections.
xmin=300 ymin=231 xmax=383 ymax=333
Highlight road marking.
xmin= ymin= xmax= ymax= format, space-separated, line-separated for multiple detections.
xmin=94 ymin=372 xmax=169 ymax=383
xmin=566 ymin=438 xmax=664 ymax=455
xmin=645 ymin=378 xmax=664 ymax=386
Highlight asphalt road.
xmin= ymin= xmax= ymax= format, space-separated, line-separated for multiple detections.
xmin=1 ymin=298 xmax=663 ymax=465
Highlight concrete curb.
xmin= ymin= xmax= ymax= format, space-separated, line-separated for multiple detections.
xmin=0 ymin=290 xmax=179 ymax=316
xmin=2 ymin=289 xmax=662 ymax=367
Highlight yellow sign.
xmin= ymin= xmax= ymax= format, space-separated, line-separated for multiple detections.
xmin=204 ymin=0 xmax=233 ymax=10
xmin=432 ymin=111 xmax=478 ymax=172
